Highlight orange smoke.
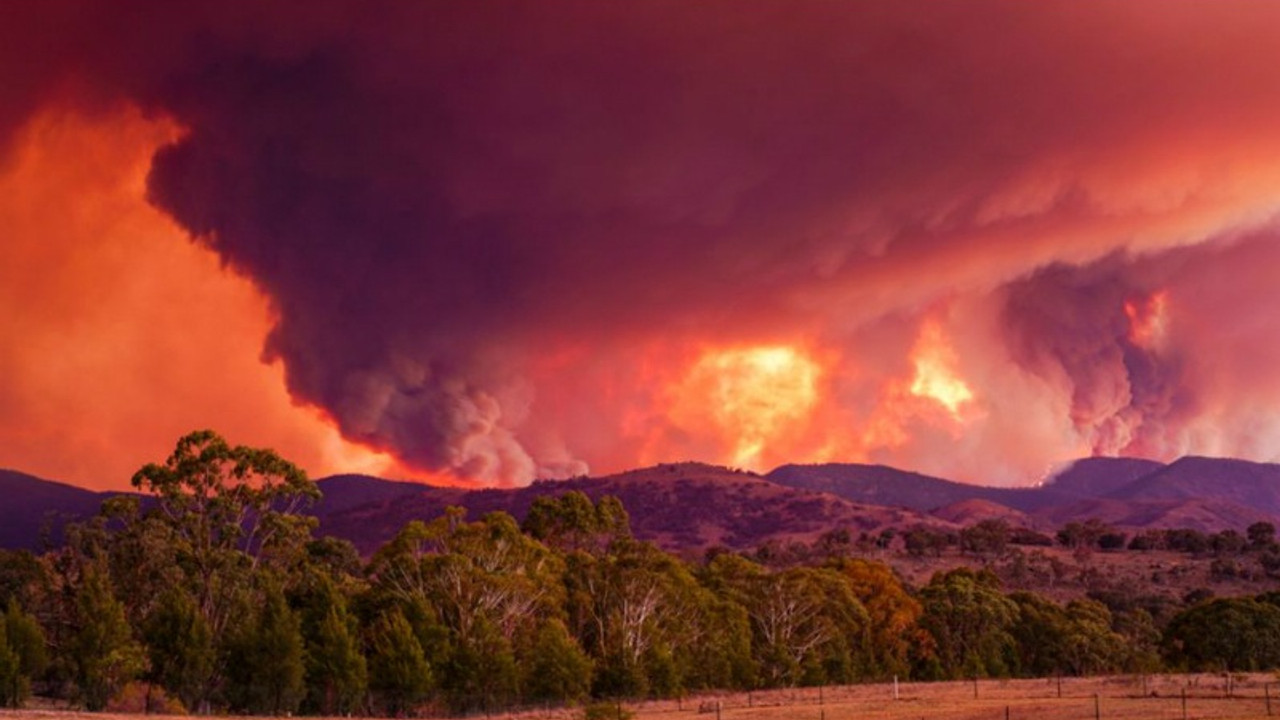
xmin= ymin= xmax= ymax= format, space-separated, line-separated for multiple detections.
xmin=1124 ymin=290 xmax=1170 ymax=349
xmin=0 ymin=105 xmax=440 ymax=489
xmin=858 ymin=317 xmax=982 ymax=452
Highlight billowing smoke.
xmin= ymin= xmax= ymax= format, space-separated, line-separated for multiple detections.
xmin=1001 ymin=257 xmax=1193 ymax=458
xmin=5 ymin=1 xmax=1280 ymax=484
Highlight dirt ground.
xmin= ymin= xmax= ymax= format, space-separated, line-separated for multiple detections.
xmin=5 ymin=674 xmax=1280 ymax=720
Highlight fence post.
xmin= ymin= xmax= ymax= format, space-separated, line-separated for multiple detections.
xmin=1057 ymin=674 xmax=1062 ymax=699
xmin=819 ymin=685 xmax=824 ymax=706
xmin=1268 ymin=682 xmax=1273 ymax=716
xmin=1005 ymin=705 xmax=1010 ymax=720
xmin=715 ymin=700 xmax=721 ymax=720
xmin=973 ymin=677 xmax=979 ymax=699
xmin=1181 ymin=687 xmax=1188 ymax=720
xmin=1094 ymin=692 xmax=1100 ymax=720
xmin=894 ymin=675 xmax=900 ymax=701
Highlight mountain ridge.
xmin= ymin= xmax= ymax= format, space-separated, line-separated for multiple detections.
xmin=6 ymin=455 xmax=1280 ymax=554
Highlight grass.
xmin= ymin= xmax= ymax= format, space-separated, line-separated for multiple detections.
xmin=4 ymin=674 xmax=1280 ymax=720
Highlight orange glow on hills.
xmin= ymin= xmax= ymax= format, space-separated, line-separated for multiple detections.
xmin=0 ymin=106 xmax=442 ymax=489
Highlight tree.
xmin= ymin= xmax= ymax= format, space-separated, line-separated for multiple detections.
xmin=142 ymin=588 xmax=215 ymax=713
xmin=829 ymin=558 xmax=922 ymax=679
xmin=70 ymin=566 xmax=145 ymax=710
xmin=701 ymin=555 xmax=867 ymax=688
xmin=522 ymin=619 xmax=593 ymax=704
xmin=523 ymin=492 xmax=630 ymax=554
xmin=917 ymin=568 xmax=1018 ymax=679
xmin=299 ymin=578 xmax=367 ymax=715
xmin=2 ymin=601 xmax=45 ymax=704
xmin=1009 ymin=592 xmax=1069 ymax=677
xmin=1164 ymin=597 xmax=1280 ymax=671
xmin=1056 ymin=519 xmax=1111 ymax=550
xmin=1060 ymin=599 xmax=1126 ymax=675
xmin=130 ymin=430 xmax=319 ymax=634
xmin=960 ymin=520 xmax=1010 ymax=558
xmin=225 ymin=581 xmax=306 ymax=715
xmin=367 ymin=608 xmax=432 ymax=715
xmin=1249 ymin=521 xmax=1277 ymax=550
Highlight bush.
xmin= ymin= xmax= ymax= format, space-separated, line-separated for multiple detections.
xmin=105 ymin=682 xmax=187 ymax=714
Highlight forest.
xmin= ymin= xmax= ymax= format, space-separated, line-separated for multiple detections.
xmin=1 ymin=430 xmax=1279 ymax=716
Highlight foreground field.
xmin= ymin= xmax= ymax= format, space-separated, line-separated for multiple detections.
xmin=627 ymin=674 xmax=1280 ymax=720
xmin=6 ymin=674 xmax=1280 ymax=720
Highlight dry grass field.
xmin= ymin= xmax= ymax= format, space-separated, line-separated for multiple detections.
xmin=6 ymin=674 xmax=1280 ymax=720
xmin=622 ymin=675 xmax=1280 ymax=720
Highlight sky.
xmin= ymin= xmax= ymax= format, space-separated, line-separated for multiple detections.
xmin=4 ymin=1 xmax=1280 ymax=490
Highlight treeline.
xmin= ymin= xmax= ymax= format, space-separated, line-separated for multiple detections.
xmin=2 ymin=431 xmax=1280 ymax=716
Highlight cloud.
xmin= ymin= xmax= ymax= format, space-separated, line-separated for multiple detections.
xmin=4 ymin=2 xmax=1280 ymax=483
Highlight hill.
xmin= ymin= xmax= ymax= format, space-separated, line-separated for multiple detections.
xmin=8 ymin=455 xmax=1280 ymax=557
xmin=316 ymin=462 xmax=952 ymax=555
xmin=1040 ymin=457 xmax=1166 ymax=497
xmin=1104 ymin=456 xmax=1280 ymax=513
xmin=0 ymin=469 xmax=113 ymax=550
xmin=765 ymin=463 xmax=1063 ymax=512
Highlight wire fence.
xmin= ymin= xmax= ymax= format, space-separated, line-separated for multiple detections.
xmin=592 ymin=673 xmax=1280 ymax=720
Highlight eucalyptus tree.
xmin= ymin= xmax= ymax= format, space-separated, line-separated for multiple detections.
xmin=917 ymin=568 xmax=1019 ymax=679
xmin=369 ymin=508 xmax=565 ymax=710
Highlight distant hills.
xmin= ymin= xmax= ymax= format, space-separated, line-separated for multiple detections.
xmin=5 ymin=454 xmax=1280 ymax=554
xmin=0 ymin=469 xmax=115 ymax=550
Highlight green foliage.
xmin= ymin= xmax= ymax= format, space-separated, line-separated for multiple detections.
xmin=367 ymin=608 xmax=432 ymax=715
xmin=0 ymin=600 xmax=45 ymax=708
xmin=225 ymin=580 xmax=307 ymax=715
xmin=71 ymin=566 xmax=145 ymax=710
xmin=1164 ymin=597 xmax=1280 ymax=671
xmin=298 ymin=578 xmax=368 ymax=715
xmin=0 ymin=623 xmax=22 ymax=708
xmin=917 ymin=568 xmax=1018 ymax=679
xmin=0 ymin=551 xmax=46 ymax=610
xmin=142 ymin=588 xmax=214 ymax=712
xmin=523 ymin=491 xmax=631 ymax=554
xmin=960 ymin=519 xmax=1010 ymax=557
xmin=523 ymin=619 xmax=593 ymax=704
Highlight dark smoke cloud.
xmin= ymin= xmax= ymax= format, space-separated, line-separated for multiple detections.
xmin=1001 ymin=257 xmax=1194 ymax=457
xmin=5 ymin=1 xmax=1280 ymax=482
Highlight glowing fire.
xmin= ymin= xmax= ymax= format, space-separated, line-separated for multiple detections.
xmin=672 ymin=345 xmax=822 ymax=469
xmin=908 ymin=319 xmax=974 ymax=419
xmin=1124 ymin=290 xmax=1169 ymax=349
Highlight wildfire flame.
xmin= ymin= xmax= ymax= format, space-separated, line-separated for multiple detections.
xmin=908 ymin=319 xmax=975 ymax=420
xmin=671 ymin=345 xmax=822 ymax=469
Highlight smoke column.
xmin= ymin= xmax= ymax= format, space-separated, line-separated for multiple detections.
xmin=4 ymin=2 xmax=1280 ymax=485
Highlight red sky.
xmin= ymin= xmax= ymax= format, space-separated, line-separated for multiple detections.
xmin=4 ymin=2 xmax=1280 ymax=489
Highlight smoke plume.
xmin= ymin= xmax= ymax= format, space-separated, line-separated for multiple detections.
xmin=5 ymin=1 xmax=1280 ymax=484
